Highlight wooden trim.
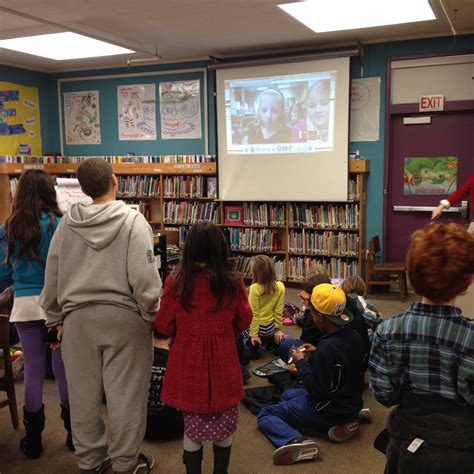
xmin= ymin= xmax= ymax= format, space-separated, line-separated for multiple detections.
xmin=0 ymin=162 xmax=216 ymax=176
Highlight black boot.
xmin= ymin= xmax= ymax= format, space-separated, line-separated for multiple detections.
xmin=213 ymin=444 xmax=232 ymax=474
xmin=60 ymin=405 xmax=75 ymax=451
xmin=183 ymin=447 xmax=203 ymax=474
xmin=20 ymin=405 xmax=45 ymax=459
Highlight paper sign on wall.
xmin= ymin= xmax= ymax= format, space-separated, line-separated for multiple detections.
xmin=349 ymin=77 xmax=380 ymax=142
xmin=64 ymin=91 xmax=101 ymax=145
xmin=160 ymin=80 xmax=202 ymax=140
xmin=118 ymin=84 xmax=156 ymax=140
xmin=0 ymin=82 xmax=42 ymax=155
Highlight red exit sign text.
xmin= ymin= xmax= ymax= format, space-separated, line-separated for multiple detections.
xmin=419 ymin=95 xmax=444 ymax=112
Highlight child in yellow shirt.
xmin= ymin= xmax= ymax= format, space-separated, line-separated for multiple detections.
xmin=247 ymin=255 xmax=286 ymax=357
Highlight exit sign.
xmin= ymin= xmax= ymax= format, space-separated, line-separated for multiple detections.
xmin=419 ymin=95 xmax=444 ymax=112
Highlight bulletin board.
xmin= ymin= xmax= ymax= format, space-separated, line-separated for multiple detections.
xmin=58 ymin=68 xmax=208 ymax=156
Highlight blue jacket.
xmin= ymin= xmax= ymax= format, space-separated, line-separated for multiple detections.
xmin=0 ymin=213 xmax=60 ymax=297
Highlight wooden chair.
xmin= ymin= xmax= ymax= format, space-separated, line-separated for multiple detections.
xmin=0 ymin=313 xmax=19 ymax=428
xmin=365 ymin=236 xmax=408 ymax=302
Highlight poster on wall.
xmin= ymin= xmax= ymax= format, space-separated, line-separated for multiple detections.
xmin=349 ymin=77 xmax=380 ymax=142
xmin=404 ymin=157 xmax=458 ymax=195
xmin=64 ymin=91 xmax=101 ymax=145
xmin=159 ymin=80 xmax=202 ymax=140
xmin=0 ymin=81 xmax=42 ymax=155
xmin=118 ymin=84 xmax=156 ymax=140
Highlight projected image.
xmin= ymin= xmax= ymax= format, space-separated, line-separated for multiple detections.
xmin=225 ymin=71 xmax=336 ymax=154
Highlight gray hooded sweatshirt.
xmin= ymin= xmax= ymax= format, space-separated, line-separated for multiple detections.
xmin=39 ymin=200 xmax=162 ymax=325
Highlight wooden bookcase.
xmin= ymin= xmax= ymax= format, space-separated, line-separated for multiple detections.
xmin=0 ymin=159 xmax=368 ymax=281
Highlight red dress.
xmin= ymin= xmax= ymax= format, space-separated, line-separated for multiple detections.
xmin=155 ymin=272 xmax=252 ymax=414
xmin=447 ymin=175 xmax=474 ymax=220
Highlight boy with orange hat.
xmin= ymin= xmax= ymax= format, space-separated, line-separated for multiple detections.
xmin=257 ymin=283 xmax=367 ymax=466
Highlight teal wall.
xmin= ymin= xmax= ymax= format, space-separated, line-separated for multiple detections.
xmin=0 ymin=64 xmax=54 ymax=152
xmin=2 ymin=34 xmax=473 ymax=247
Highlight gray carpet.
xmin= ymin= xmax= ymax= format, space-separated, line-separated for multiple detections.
xmin=0 ymin=290 xmax=416 ymax=473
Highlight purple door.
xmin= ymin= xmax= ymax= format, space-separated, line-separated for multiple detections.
xmin=385 ymin=111 xmax=474 ymax=262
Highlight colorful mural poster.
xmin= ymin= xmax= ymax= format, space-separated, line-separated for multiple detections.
xmin=0 ymin=82 xmax=42 ymax=155
xmin=159 ymin=80 xmax=202 ymax=140
xmin=118 ymin=84 xmax=156 ymax=140
xmin=64 ymin=91 xmax=101 ymax=145
xmin=404 ymin=157 xmax=458 ymax=195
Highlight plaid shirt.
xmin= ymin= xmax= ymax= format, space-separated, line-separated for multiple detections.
xmin=369 ymin=302 xmax=474 ymax=407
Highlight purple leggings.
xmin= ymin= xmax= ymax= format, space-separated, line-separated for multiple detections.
xmin=15 ymin=320 xmax=69 ymax=413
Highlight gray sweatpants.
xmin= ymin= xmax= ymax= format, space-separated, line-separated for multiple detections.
xmin=61 ymin=304 xmax=153 ymax=472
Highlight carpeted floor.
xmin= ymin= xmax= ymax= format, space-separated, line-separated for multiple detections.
xmin=0 ymin=290 xmax=416 ymax=473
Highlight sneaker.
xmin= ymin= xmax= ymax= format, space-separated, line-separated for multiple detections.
xmin=328 ymin=421 xmax=360 ymax=443
xmin=133 ymin=453 xmax=155 ymax=473
xmin=272 ymin=437 xmax=319 ymax=465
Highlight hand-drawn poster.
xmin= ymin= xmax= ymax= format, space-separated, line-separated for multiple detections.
xmin=404 ymin=157 xmax=458 ymax=195
xmin=118 ymin=84 xmax=156 ymax=140
xmin=64 ymin=91 xmax=101 ymax=144
xmin=0 ymin=82 xmax=42 ymax=155
xmin=350 ymin=77 xmax=380 ymax=142
xmin=55 ymin=178 xmax=92 ymax=212
xmin=159 ymin=80 xmax=202 ymax=140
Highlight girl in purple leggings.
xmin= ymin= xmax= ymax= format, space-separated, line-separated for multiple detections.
xmin=0 ymin=169 xmax=71 ymax=459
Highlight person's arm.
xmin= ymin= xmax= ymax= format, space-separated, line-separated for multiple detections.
xmin=39 ymin=225 xmax=64 ymax=327
xmin=127 ymin=216 xmax=162 ymax=322
xmin=0 ymin=231 xmax=12 ymax=286
xmin=248 ymin=284 xmax=261 ymax=338
xmin=273 ymin=283 xmax=286 ymax=343
xmin=155 ymin=275 xmax=177 ymax=338
xmin=368 ymin=329 xmax=402 ymax=407
xmin=432 ymin=175 xmax=473 ymax=219
xmin=294 ymin=349 xmax=334 ymax=402
xmin=232 ymin=278 xmax=253 ymax=335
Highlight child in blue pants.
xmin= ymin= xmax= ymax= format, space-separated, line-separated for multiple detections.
xmin=257 ymin=284 xmax=367 ymax=466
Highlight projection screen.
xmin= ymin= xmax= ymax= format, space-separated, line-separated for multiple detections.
xmin=216 ymin=57 xmax=350 ymax=201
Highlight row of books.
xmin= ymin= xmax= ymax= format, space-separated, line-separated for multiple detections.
xmin=163 ymin=201 xmax=220 ymax=224
xmin=347 ymin=178 xmax=360 ymax=200
xmin=0 ymin=154 xmax=216 ymax=164
xmin=163 ymin=176 xmax=215 ymax=198
xmin=117 ymin=176 xmax=160 ymax=197
xmin=288 ymin=203 xmax=359 ymax=229
xmin=233 ymin=255 xmax=286 ymax=281
xmin=288 ymin=230 xmax=359 ymax=257
xmin=242 ymin=203 xmax=286 ymax=226
xmin=229 ymin=228 xmax=282 ymax=252
xmin=288 ymin=257 xmax=359 ymax=280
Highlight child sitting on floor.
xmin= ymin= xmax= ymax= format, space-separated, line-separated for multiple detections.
xmin=145 ymin=329 xmax=184 ymax=441
xmin=246 ymin=255 xmax=286 ymax=358
xmin=257 ymin=284 xmax=367 ymax=466
xmin=341 ymin=275 xmax=383 ymax=340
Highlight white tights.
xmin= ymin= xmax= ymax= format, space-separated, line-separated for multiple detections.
xmin=183 ymin=434 xmax=233 ymax=452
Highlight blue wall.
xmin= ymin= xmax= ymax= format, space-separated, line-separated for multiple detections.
xmin=0 ymin=64 xmax=54 ymax=152
xmin=2 ymin=34 xmax=473 ymax=246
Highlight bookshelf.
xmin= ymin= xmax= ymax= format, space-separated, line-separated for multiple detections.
xmin=0 ymin=157 xmax=368 ymax=282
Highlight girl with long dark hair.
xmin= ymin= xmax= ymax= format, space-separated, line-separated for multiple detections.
xmin=155 ymin=222 xmax=252 ymax=474
xmin=0 ymin=169 xmax=72 ymax=459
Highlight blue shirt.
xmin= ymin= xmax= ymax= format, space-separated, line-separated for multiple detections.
xmin=369 ymin=302 xmax=474 ymax=407
xmin=0 ymin=213 xmax=60 ymax=297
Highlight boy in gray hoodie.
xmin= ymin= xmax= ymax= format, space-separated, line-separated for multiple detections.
xmin=39 ymin=158 xmax=162 ymax=474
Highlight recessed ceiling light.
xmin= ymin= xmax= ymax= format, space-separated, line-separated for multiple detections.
xmin=279 ymin=0 xmax=436 ymax=33
xmin=0 ymin=32 xmax=134 ymax=60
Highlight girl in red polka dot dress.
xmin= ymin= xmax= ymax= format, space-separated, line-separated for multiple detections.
xmin=155 ymin=222 xmax=252 ymax=473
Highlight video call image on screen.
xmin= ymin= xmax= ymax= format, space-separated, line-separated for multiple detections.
xmin=225 ymin=71 xmax=336 ymax=155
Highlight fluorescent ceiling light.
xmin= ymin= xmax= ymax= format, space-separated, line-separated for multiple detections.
xmin=0 ymin=32 xmax=134 ymax=60
xmin=279 ymin=0 xmax=436 ymax=33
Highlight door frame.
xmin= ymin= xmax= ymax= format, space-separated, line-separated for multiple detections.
xmin=382 ymin=51 xmax=474 ymax=260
